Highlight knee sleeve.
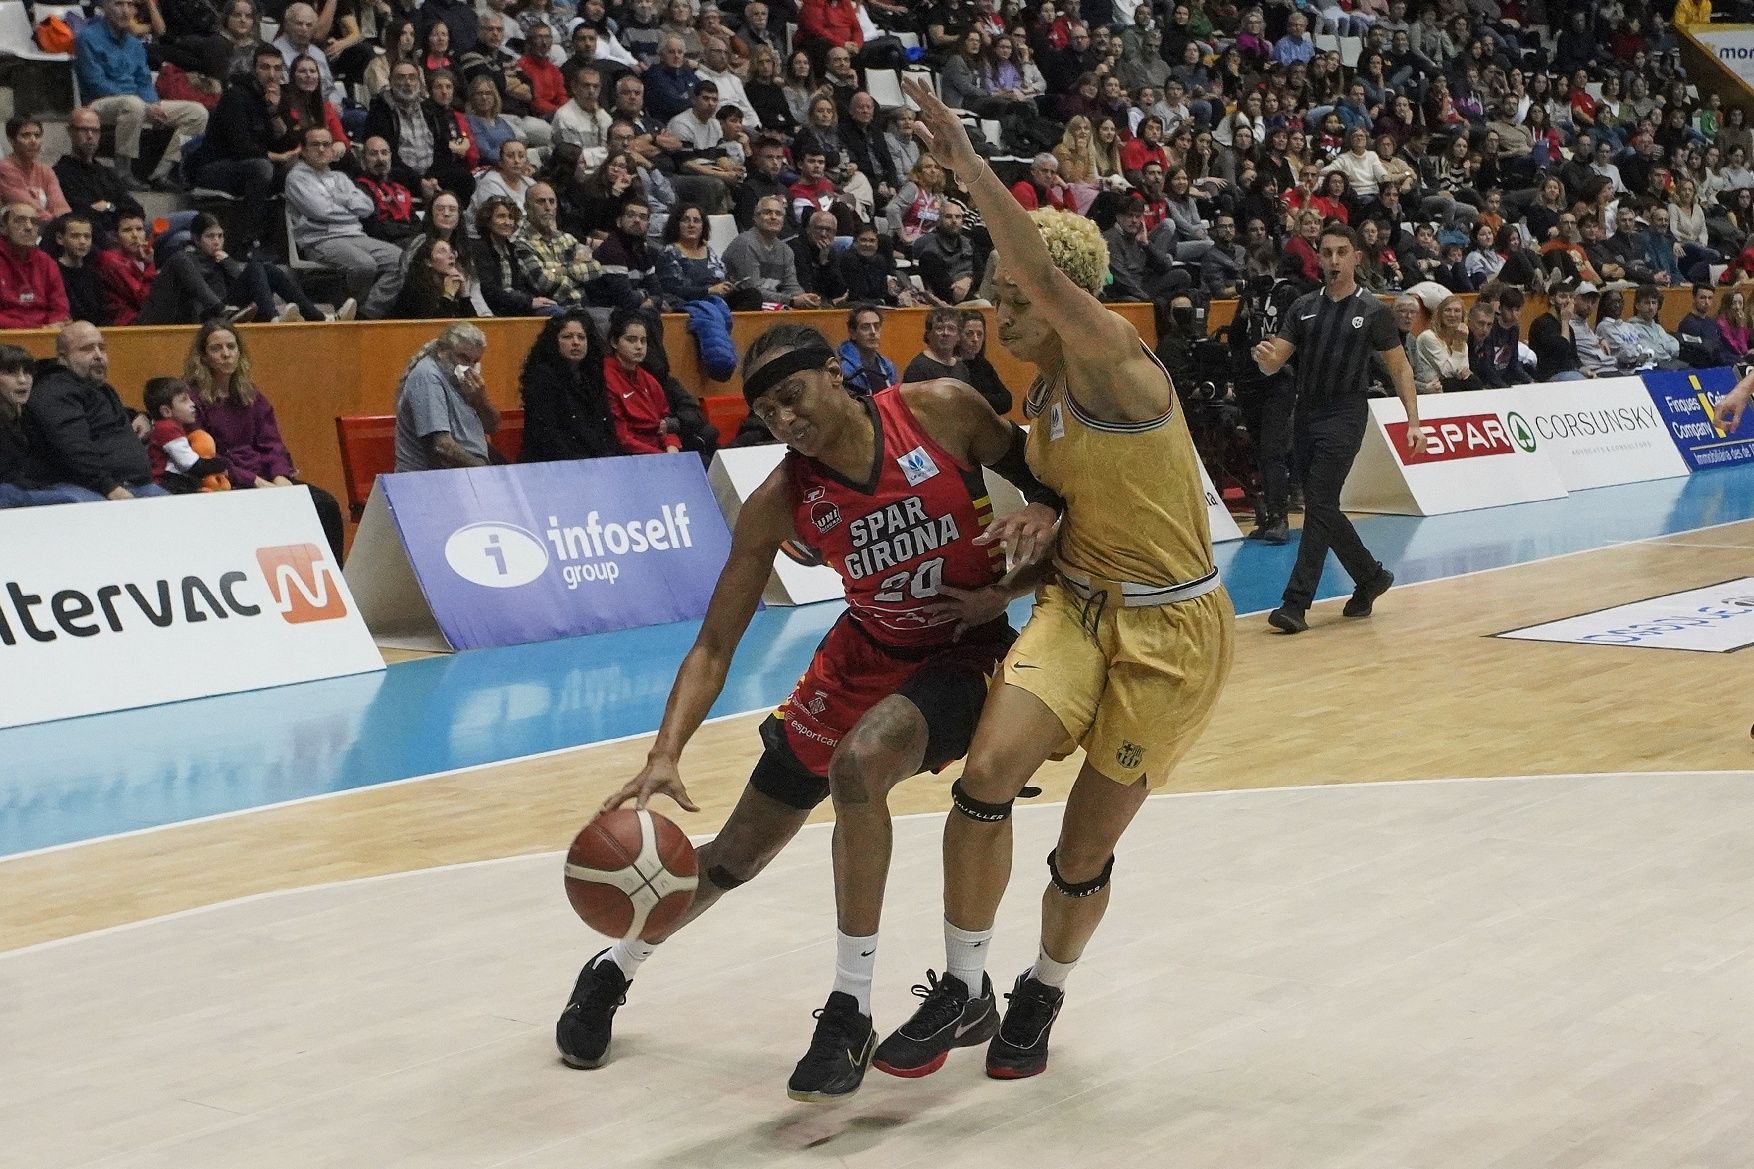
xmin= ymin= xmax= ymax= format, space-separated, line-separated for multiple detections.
xmin=951 ymin=779 xmax=1014 ymax=823
xmin=705 ymin=864 xmax=748 ymax=892
xmin=1047 ymin=848 xmax=1114 ymax=898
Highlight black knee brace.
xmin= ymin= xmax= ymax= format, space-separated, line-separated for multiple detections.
xmin=951 ymin=779 xmax=1015 ymax=822
xmin=1047 ymin=848 xmax=1115 ymax=897
xmin=705 ymin=864 xmax=748 ymax=892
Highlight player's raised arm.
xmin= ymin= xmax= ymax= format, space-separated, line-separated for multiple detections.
xmin=602 ymin=471 xmax=793 ymax=813
xmin=899 ymin=76 xmax=1159 ymax=421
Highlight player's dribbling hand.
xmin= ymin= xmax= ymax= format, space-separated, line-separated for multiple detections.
xmin=975 ymin=502 xmax=1057 ymax=569
xmin=602 ymin=759 xmax=700 ymax=814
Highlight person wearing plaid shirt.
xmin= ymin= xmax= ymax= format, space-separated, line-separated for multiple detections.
xmin=515 ymin=183 xmax=598 ymax=308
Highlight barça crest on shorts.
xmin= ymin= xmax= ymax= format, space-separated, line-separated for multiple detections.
xmin=1115 ymin=740 xmax=1144 ymax=770
xmin=897 ymin=445 xmax=940 ymax=486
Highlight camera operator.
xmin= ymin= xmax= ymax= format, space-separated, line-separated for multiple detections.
xmin=1159 ymin=291 xmax=1252 ymax=517
xmin=1231 ymin=259 xmax=1314 ymax=544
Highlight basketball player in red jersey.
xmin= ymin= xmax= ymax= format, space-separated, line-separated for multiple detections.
xmin=557 ymin=321 xmax=1064 ymax=1101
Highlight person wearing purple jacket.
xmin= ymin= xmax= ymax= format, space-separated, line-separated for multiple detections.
xmin=184 ymin=321 xmax=344 ymax=558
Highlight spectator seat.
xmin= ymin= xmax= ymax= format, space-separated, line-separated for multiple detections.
xmin=336 ymin=410 xmax=525 ymax=521
xmin=701 ymin=394 xmax=749 ymax=440
xmin=707 ymin=213 xmax=738 ymax=255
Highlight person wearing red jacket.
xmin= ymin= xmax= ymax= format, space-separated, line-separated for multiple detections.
xmin=0 ymin=202 xmax=69 ymax=329
xmin=603 ymin=308 xmax=682 ymax=454
xmin=94 ymin=211 xmax=155 ymax=325
xmin=1009 ymin=153 xmax=1071 ymax=211
xmin=799 ymin=0 xmax=862 ymax=57
xmin=518 ymin=25 xmax=568 ymax=118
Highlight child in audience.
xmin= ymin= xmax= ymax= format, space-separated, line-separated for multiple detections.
xmin=143 ymin=376 xmax=229 ymax=493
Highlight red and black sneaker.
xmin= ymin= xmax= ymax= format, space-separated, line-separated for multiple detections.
xmin=872 ymin=970 xmax=998 ymax=1078
xmin=985 ymin=972 xmax=1065 ymax=1080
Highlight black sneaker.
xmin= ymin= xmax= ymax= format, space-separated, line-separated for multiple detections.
xmin=1343 ymin=567 xmax=1394 ymax=618
xmin=555 ymin=950 xmax=630 ymax=1070
xmin=986 ymin=973 xmax=1065 ymax=1080
xmin=872 ymin=970 xmax=998 ymax=1078
xmin=787 ymin=991 xmax=876 ymax=1102
xmin=1260 ymin=515 xmax=1290 ymax=545
xmin=1267 ymin=605 xmax=1308 ymax=633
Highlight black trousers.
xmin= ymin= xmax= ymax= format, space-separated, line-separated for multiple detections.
xmin=1282 ymin=394 xmax=1379 ymax=610
xmin=1241 ymin=371 xmax=1295 ymax=518
xmin=293 ymin=480 xmax=345 ymax=562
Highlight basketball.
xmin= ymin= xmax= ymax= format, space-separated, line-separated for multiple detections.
xmin=564 ymin=809 xmax=699 ymax=940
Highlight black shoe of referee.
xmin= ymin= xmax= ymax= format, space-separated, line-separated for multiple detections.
xmin=1344 ymin=567 xmax=1395 ymax=618
xmin=556 ymin=949 xmax=630 ymax=1069
xmin=872 ymin=970 xmax=998 ymax=1077
xmin=985 ymin=972 xmax=1065 ymax=1080
xmin=1267 ymin=605 xmax=1308 ymax=633
xmin=787 ymin=992 xmax=876 ymax=1102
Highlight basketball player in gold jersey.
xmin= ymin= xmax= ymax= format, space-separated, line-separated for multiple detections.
xmin=872 ymin=77 xmax=1235 ymax=1081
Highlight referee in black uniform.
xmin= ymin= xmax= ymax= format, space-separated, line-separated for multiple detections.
xmin=1251 ymin=223 xmax=1426 ymax=633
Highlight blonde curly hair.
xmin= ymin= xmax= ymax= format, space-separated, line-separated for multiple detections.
xmin=1028 ymin=207 xmax=1108 ymax=297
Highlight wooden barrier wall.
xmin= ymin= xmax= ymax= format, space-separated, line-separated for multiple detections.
xmin=0 ymin=302 xmax=1156 ymax=530
xmin=0 ymin=289 xmax=1701 ymax=533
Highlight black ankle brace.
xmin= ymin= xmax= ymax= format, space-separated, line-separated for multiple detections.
xmin=1047 ymin=849 xmax=1114 ymax=897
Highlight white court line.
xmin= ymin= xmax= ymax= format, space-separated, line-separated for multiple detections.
xmin=6 ymin=769 xmax=1751 ymax=959
xmin=5 ymin=514 xmax=1751 ymax=867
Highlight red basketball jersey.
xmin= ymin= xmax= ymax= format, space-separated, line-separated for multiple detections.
xmin=787 ymin=386 xmax=1004 ymax=647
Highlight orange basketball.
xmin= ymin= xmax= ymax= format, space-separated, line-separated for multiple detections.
xmin=564 ymin=809 xmax=699 ymax=939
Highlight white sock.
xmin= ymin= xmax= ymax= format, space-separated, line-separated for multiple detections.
xmin=944 ymin=919 xmax=993 ymax=991
xmin=832 ymin=930 xmax=878 ymax=1015
xmin=1029 ymin=945 xmax=1079 ymax=990
xmin=602 ymin=938 xmax=657 ymax=978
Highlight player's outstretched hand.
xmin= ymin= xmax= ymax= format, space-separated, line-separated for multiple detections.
xmin=924 ymin=581 xmax=1012 ymax=641
xmin=975 ymin=501 xmax=1057 ymax=570
xmin=899 ymin=74 xmax=982 ymax=178
xmin=601 ymin=758 xmax=700 ymax=814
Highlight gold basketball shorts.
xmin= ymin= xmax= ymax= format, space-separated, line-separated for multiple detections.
xmin=1000 ymin=577 xmax=1234 ymax=787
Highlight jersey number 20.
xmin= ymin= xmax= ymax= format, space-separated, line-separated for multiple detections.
xmin=873 ymin=556 xmax=944 ymax=603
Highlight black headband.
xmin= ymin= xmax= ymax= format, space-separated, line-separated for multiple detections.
xmin=742 ymin=343 xmax=837 ymax=407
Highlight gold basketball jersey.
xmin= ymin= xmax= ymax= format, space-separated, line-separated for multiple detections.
xmin=1025 ymin=346 xmax=1215 ymax=588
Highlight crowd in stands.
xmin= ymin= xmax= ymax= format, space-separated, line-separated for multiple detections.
xmin=0 ymin=0 xmax=1743 ymax=330
xmin=7 ymin=0 xmax=1754 ymax=518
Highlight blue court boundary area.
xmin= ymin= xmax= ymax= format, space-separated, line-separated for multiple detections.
xmin=4 ymin=468 xmax=1752 ymax=857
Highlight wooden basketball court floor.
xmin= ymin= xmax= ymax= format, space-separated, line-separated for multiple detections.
xmin=5 ymin=472 xmax=1754 ymax=1168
